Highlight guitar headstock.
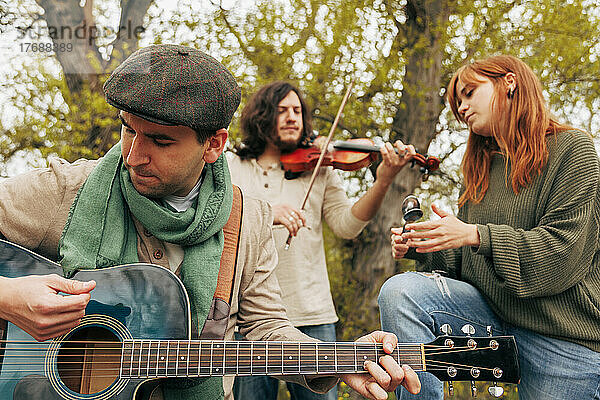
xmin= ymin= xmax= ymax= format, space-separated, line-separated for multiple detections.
xmin=424 ymin=335 xmax=520 ymax=384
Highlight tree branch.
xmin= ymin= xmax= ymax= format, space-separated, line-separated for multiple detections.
xmin=108 ymin=0 xmax=153 ymax=69
xmin=213 ymin=1 xmax=253 ymax=61
xmin=35 ymin=0 xmax=102 ymax=92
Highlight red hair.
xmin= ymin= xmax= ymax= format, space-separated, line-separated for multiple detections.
xmin=447 ymin=55 xmax=571 ymax=207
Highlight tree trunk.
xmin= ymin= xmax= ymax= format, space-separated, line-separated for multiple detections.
xmin=342 ymin=0 xmax=448 ymax=348
xmin=34 ymin=0 xmax=152 ymax=153
xmin=36 ymin=0 xmax=103 ymax=92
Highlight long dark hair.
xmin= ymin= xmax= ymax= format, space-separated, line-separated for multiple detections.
xmin=235 ymin=81 xmax=313 ymax=160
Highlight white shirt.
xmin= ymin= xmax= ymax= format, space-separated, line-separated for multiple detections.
xmin=227 ymin=152 xmax=368 ymax=326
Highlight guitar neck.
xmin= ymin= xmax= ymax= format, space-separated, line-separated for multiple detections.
xmin=120 ymin=340 xmax=424 ymax=378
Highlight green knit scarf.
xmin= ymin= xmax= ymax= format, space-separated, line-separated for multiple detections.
xmin=59 ymin=143 xmax=232 ymax=400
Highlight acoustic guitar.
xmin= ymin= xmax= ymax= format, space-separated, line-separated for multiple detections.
xmin=0 ymin=239 xmax=519 ymax=399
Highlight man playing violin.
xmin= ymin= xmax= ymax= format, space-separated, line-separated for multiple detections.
xmin=228 ymin=81 xmax=416 ymax=400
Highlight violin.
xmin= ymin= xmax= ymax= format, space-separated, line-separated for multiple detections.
xmin=280 ymin=138 xmax=378 ymax=174
xmin=280 ymin=138 xmax=440 ymax=181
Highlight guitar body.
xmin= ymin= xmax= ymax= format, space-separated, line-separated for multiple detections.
xmin=0 ymin=240 xmax=191 ymax=400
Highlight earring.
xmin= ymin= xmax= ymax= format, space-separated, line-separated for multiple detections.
xmin=508 ymin=87 xmax=515 ymax=98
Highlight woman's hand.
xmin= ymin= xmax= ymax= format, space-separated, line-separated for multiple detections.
xmin=390 ymin=228 xmax=410 ymax=259
xmin=401 ymin=204 xmax=480 ymax=253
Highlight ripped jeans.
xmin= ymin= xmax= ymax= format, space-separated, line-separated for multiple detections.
xmin=378 ymin=271 xmax=600 ymax=400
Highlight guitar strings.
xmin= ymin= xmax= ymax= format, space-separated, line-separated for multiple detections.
xmin=0 ymin=341 xmax=501 ymax=381
xmin=0 ymin=339 xmax=480 ymax=351
xmin=0 ymin=360 xmax=498 ymax=381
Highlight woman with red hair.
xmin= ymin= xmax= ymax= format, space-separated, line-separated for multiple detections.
xmin=380 ymin=55 xmax=600 ymax=399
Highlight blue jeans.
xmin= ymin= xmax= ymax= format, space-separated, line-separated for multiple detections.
xmin=378 ymin=271 xmax=600 ymax=400
xmin=233 ymin=323 xmax=337 ymax=400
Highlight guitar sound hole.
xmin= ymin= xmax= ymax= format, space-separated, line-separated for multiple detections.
xmin=57 ymin=326 xmax=121 ymax=395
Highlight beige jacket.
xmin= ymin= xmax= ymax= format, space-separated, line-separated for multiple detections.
xmin=0 ymin=157 xmax=337 ymax=399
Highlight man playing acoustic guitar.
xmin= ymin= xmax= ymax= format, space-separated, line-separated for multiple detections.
xmin=0 ymin=44 xmax=420 ymax=400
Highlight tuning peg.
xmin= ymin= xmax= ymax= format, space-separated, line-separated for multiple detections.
xmin=460 ymin=325 xmax=477 ymax=397
xmin=486 ymin=326 xmax=504 ymax=397
xmin=440 ymin=324 xmax=455 ymax=348
xmin=461 ymin=324 xmax=475 ymax=336
xmin=471 ymin=381 xmax=477 ymax=397
xmin=488 ymin=385 xmax=504 ymax=397
xmin=440 ymin=324 xmax=454 ymax=396
xmin=440 ymin=323 xmax=452 ymax=335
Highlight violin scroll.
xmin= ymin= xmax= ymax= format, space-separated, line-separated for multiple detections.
xmin=411 ymin=152 xmax=440 ymax=181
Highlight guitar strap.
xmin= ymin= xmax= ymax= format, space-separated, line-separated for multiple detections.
xmin=197 ymin=184 xmax=243 ymax=340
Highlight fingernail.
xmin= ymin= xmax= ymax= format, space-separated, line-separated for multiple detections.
xmin=384 ymin=343 xmax=393 ymax=352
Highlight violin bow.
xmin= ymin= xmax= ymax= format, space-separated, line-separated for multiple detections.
xmin=284 ymin=79 xmax=355 ymax=250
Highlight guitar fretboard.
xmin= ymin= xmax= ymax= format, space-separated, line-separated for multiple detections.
xmin=120 ymin=340 xmax=424 ymax=378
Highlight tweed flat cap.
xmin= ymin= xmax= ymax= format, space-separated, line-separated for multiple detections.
xmin=104 ymin=44 xmax=241 ymax=131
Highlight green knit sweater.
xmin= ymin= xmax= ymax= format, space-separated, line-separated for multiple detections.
xmin=410 ymin=130 xmax=600 ymax=352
